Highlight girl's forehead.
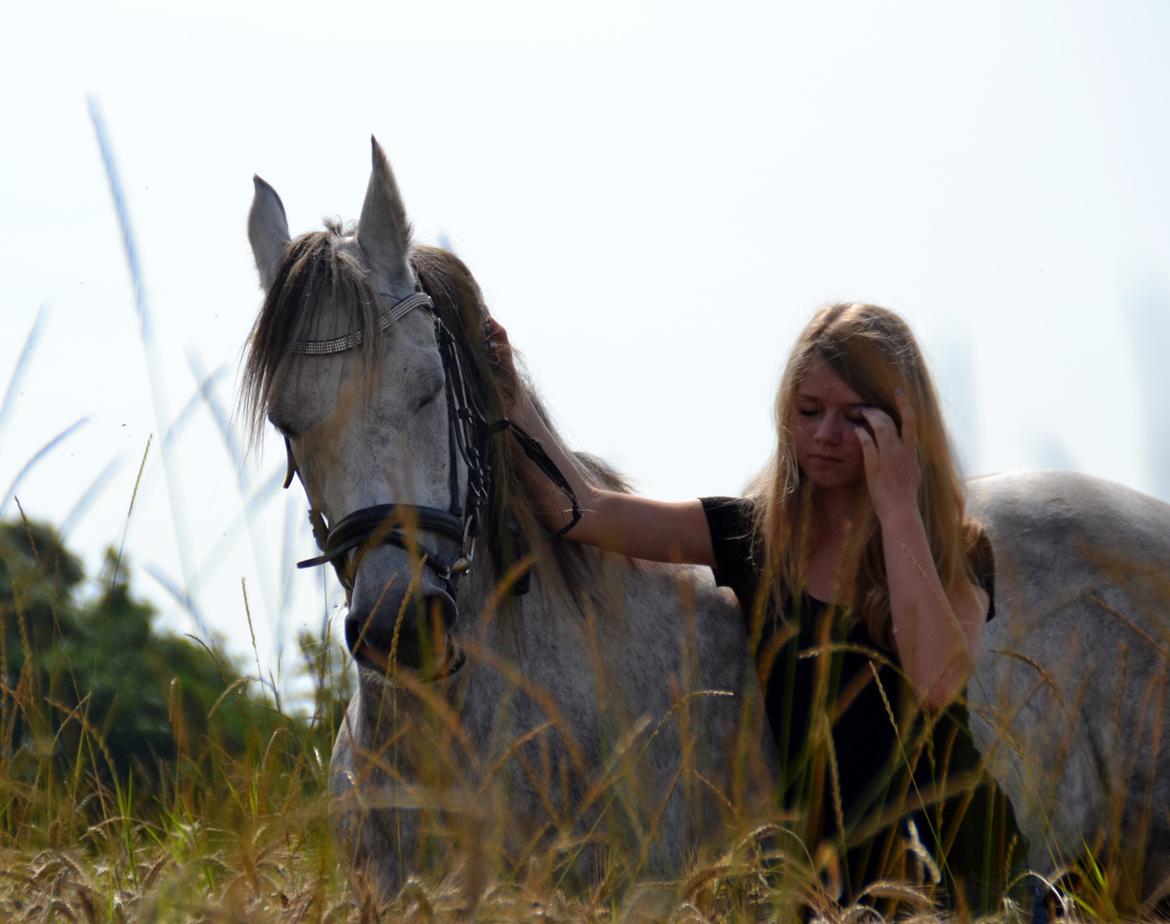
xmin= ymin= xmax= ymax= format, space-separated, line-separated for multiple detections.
xmin=796 ymin=361 xmax=865 ymax=404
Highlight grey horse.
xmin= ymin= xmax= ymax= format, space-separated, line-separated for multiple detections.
xmin=243 ymin=140 xmax=775 ymax=902
xmin=968 ymin=470 xmax=1170 ymax=907
xmin=243 ymin=141 xmax=1170 ymax=908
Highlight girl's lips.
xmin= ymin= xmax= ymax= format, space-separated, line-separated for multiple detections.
xmin=809 ymin=453 xmax=843 ymax=463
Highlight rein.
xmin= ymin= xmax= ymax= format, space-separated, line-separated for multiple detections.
xmin=281 ymin=285 xmax=581 ymax=600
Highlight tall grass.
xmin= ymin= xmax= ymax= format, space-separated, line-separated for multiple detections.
xmin=0 ymin=589 xmax=951 ymax=922
xmin=0 ymin=553 xmax=1090 ymax=923
xmin=0 ymin=640 xmax=348 ymax=920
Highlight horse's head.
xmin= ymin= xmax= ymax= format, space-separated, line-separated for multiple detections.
xmin=244 ymin=139 xmax=471 ymax=681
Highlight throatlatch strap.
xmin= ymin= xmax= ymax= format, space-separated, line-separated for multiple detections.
xmin=283 ymin=436 xmax=298 ymax=490
xmin=488 ymin=419 xmax=582 ymax=538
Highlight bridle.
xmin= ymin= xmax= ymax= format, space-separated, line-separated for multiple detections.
xmin=281 ymin=284 xmax=580 ymax=604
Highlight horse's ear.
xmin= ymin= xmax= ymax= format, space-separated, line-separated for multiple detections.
xmin=248 ymin=175 xmax=290 ymax=292
xmin=357 ymin=137 xmax=411 ymax=283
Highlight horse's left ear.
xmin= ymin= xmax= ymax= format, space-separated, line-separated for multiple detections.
xmin=248 ymin=175 xmax=290 ymax=292
xmin=357 ymin=137 xmax=412 ymax=284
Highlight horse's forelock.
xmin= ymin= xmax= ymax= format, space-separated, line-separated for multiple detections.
xmin=241 ymin=228 xmax=380 ymax=448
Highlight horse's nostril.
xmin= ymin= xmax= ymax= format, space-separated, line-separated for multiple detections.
xmin=423 ymin=590 xmax=458 ymax=634
xmin=345 ymin=590 xmax=459 ymax=676
xmin=344 ymin=615 xmax=376 ymax=666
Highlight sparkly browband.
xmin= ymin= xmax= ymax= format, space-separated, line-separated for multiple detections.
xmin=290 ymin=291 xmax=434 ymax=355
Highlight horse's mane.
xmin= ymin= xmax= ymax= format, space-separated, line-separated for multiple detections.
xmin=411 ymin=244 xmax=634 ymax=595
xmin=241 ymin=225 xmax=630 ymax=597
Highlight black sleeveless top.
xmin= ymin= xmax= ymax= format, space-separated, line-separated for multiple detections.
xmin=700 ymin=496 xmax=999 ymax=891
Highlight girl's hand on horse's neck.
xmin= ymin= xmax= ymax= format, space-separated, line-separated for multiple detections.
xmin=490 ymin=317 xmax=717 ymax=566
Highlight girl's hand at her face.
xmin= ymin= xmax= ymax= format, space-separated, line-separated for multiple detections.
xmin=854 ymin=387 xmax=921 ymax=523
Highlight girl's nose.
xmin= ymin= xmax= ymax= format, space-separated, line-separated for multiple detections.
xmin=815 ymin=414 xmax=843 ymax=444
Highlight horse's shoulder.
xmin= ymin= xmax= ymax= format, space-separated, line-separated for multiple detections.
xmin=608 ymin=557 xmax=732 ymax=606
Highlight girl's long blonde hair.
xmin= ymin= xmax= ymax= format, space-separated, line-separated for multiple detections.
xmin=747 ymin=303 xmax=984 ymax=647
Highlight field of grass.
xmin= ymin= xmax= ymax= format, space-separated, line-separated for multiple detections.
xmin=0 ymin=632 xmax=1114 ymax=924
xmin=0 ymin=656 xmax=1009 ymax=924
xmin=0 ymin=539 xmax=1081 ymax=924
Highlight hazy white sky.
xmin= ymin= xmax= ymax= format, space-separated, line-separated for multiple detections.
xmin=3 ymin=1 xmax=1169 ymax=696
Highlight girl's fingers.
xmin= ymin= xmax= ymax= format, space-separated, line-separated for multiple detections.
xmin=854 ymin=424 xmax=878 ymax=478
xmin=484 ymin=317 xmax=510 ymax=342
xmin=860 ymin=407 xmax=897 ymax=452
xmin=895 ymin=387 xmax=917 ymax=446
xmin=483 ymin=317 xmax=516 ymax=372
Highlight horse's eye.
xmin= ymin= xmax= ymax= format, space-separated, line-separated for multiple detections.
xmin=268 ymin=415 xmax=298 ymax=438
xmin=413 ymin=369 xmax=445 ymax=412
xmin=415 ymin=388 xmax=441 ymax=412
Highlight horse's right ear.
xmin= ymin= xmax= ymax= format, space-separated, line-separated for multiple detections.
xmin=356 ymin=137 xmax=411 ymax=284
xmin=248 ymin=175 xmax=290 ymax=292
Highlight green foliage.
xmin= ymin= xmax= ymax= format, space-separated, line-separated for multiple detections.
xmin=0 ymin=517 xmax=330 ymax=833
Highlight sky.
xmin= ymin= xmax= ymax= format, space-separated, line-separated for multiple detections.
xmin=2 ymin=1 xmax=1169 ymax=702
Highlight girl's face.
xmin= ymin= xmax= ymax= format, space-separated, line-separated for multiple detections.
xmin=792 ymin=361 xmax=869 ymax=492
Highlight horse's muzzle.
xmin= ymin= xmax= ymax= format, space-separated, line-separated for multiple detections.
xmin=344 ymin=588 xmax=461 ymax=681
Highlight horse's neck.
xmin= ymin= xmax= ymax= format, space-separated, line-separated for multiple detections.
xmin=457 ymin=541 xmax=624 ymax=645
xmin=456 ymin=544 xmax=543 ymax=639
xmin=451 ymin=547 xmax=585 ymax=640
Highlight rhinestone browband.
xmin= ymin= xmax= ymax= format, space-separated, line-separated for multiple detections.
xmin=290 ymin=291 xmax=433 ymax=355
